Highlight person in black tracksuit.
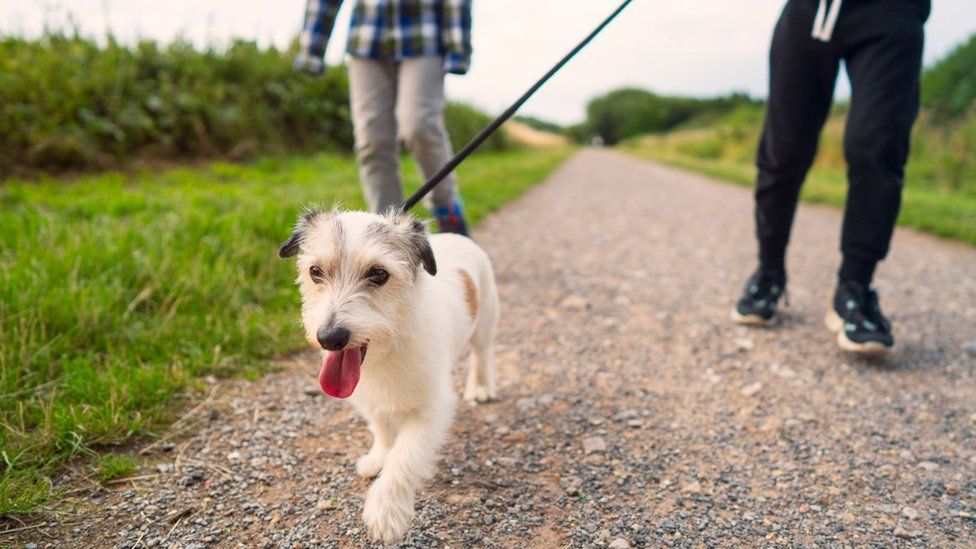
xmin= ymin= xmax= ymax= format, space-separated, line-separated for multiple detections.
xmin=732 ymin=0 xmax=930 ymax=354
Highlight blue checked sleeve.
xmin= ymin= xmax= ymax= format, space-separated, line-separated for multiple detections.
xmin=294 ymin=0 xmax=344 ymax=75
xmin=441 ymin=0 xmax=472 ymax=75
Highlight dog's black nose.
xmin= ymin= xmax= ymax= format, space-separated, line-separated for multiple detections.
xmin=317 ymin=326 xmax=351 ymax=351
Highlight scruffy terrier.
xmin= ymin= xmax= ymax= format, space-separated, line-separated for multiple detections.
xmin=278 ymin=208 xmax=499 ymax=543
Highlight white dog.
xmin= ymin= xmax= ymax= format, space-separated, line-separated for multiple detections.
xmin=278 ymin=208 xmax=499 ymax=543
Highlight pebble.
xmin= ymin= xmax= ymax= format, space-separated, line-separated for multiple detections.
xmin=735 ymin=338 xmax=755 ymax=351
xmin=964 ymin=341 xmax=976 ymax=358
xmin=608 ymin=538 xmax=631 ymax=549
xmin=613 ymin=409 xmax=638 ymax=421
xmin=776 ymin=367 xmax=797 ymax=379
xmin=917 ymin=461 xmax=939 ymax=471
xmin=893 ymin=525 xmax=919 ymax=539
xmin=682 ymin=481 xmax=703 ymax=494
xmin=560 ymin=295 xmax=590 ymax=310
xmin=740 ymin=382 xmax=763 ymax=397
xmin=583 ymin=436 xmax=607 ymax=454
xmin=902 ymin=506 xmax=921 ymax=520
xmin=563 ymin=475 xmax=583 ymax=496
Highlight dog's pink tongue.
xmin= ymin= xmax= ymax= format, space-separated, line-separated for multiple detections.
xmin=319 ymin=348 xmax=362 ymax=398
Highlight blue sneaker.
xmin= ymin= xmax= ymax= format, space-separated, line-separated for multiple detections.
xmin=433 ymin=199 xmax=470 ymax=237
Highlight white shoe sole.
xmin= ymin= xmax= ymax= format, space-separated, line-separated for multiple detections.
xmin=825 ymin=310 xmax=893 ymax=355
xmin=730 ymin=308 xmax=775 ymax=327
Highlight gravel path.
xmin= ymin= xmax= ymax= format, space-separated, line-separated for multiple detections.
xmin=19 ymin=150 xmax=976 ymax=547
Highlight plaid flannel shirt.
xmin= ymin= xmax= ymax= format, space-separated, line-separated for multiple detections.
xmin=295 ymin=0 xmax=473 ymax=76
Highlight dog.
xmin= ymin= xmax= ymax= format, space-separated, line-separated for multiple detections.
xmin=278 ymin=207 xmax=499 ymax=543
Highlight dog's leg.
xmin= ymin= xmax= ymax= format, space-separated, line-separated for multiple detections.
xmin=464 ymin=302 xmax=498 ymax=403
xmin=356 ymin=414 xmax=395 ymax=478
xmin=463 ymin=338 xmax=496 ymax=403
xmin=362 ymin=406 xmax=452 ymax=543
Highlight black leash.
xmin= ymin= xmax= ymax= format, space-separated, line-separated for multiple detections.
xmin=398 ymin=0 xmax=636 ymax=213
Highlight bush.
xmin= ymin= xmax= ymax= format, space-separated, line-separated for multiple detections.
xmin=0 ymin=33 xmax=512 ymax=177
xmin=444 ymin=101 xmax=513 ymax=154
xmin=0 ymin=34 xmax=353 ymax=175
xmin=575 ymin=88 xmax=759 ymax=145
xmin=513 ymin=115 xmax=564 ymax=134
xmin=922 ymin=35 xmax=976 ymax=122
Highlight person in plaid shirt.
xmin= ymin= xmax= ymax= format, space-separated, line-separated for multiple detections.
xmin=295 ymin=0 xmax=473 ymax=236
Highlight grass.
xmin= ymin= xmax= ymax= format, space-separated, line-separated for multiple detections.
xmin=621 ymin=107 xmax=976 ymax=246
xmin=0 ymin=147 xmax=572 ymax=515
xmin=94 ymin=454 xmax=137 ymax=483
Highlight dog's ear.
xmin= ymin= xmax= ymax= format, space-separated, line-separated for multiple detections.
xmin=278 ymin=208 xmax=323 ymax=259
xmin=391 ymin=215 xmax=437 ymax=276
xmin=409 ymin=219 xmax=437 ymax=276
xmin=278 ymin=231 xmax=302 ymax=259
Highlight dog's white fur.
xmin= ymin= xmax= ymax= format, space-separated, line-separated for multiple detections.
xmin=281 ymin=209 xmax=498 ymax=543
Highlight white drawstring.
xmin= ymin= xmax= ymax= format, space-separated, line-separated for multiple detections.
xmin=811 ymin=0 xmax=843 ymax=42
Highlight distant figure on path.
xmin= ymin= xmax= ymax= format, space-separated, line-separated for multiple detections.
xmin=732 ymin=0 xmax=930 ymax=353
xmin=295 ymin=0 xmax=473 ymax=235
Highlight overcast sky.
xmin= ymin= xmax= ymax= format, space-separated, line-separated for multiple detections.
xmin=4 ymin=1 xmax=974 ymax=123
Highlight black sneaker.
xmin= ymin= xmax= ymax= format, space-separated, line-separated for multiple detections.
xmin=731 ymin=269 xmax=787 ymax=326
xmin=825 ymin=280 xmax=894 ymax=354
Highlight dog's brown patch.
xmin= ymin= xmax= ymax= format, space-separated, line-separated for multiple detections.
xmin=458 ymin=270 xmax=478 ymax=320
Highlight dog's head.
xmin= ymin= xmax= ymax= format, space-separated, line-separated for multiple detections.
xmin=278 ymin=208 xmax=436 ymax=398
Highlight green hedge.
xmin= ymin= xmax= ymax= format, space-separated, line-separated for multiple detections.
xmin=922 ymin=34 xmax=976 ymax=122
xmin=569 ymin=88 xmax=760 ymax=145
xmin=0 ymin=34 xmax=512 ymax=177
xmin=444 ymin=101 xmax=512 ymax=154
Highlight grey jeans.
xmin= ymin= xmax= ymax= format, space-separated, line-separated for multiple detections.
xmin=348 ymin=56 xmax=458 ymax=213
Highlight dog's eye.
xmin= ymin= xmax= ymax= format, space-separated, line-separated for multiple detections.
xmin=366 ymin=267 xmax=389 ymax=286
xmin=309 ymin=265 xmax=325 ymax=283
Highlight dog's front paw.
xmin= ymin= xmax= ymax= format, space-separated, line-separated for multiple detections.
xmin=355 ymin=452 xmax=385 ymax=478
xmin=363 ymin=481 xmax=414 ymax=543
xmin=463 ymin=384 xmax=496 ymax=404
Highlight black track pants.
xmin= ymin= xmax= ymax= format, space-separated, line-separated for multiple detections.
xmin=754 ymin=0 xmax=929 ymax=283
